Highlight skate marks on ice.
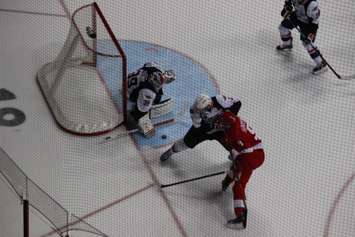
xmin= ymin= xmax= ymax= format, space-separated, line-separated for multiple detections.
xmin=280 ymin=64 xmax=355 ymax=98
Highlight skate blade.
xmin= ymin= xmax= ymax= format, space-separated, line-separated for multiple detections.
xmin=225 ymin=222 xmax=245 ymax=230
xmin=276 ymin=50 xmax=292 ymax=55
xmin=276 ymin=47 xmax=292 ymax=53
xmin=312 ymin=67 xmax=328 ymax=75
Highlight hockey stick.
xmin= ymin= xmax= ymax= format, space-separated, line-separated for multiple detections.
xmin=295 ymin=26 xmax=341 ymax=79
xmin=100 ymin=118 xmax=175 ymax=144
xmin=100 ymin=101 xmax=189 ymax=144
xmin=285 ymin=15 xmax=342 ymax=79
xmin=160 ymin=171 xmax=225 ymax=188
xmin=338 ymin=74 xmax=355 ymax=80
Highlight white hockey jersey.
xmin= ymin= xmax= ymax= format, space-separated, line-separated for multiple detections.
xmin=289 ymin=0 xmax=320 ymax=24
xmin=136 ymin=88 xmax=156 ymax=113
xmin=128 ymin=67 xmax=164 ymax=113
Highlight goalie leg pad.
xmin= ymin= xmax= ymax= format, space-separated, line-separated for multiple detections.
xmin=150 ymin=97 xmax=173 ymax=118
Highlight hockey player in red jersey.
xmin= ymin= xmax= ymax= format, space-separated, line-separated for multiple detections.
xmin=214 ymin=111 xmax=264 ymax=229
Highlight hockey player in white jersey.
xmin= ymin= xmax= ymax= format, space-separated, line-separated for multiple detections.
xmin=160 ymin=94 xmax=241 ymax=161
xmin=127 ymin=62 xmax=175 ymax=137
xmin=277 ymin=0 xmax=327 ymax=74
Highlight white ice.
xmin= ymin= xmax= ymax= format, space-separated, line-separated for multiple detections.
xmin=0 ymin=0 xmax=355 ymax=236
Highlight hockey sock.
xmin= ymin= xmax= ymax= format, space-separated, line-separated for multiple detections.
xmin=234 ymin=207 xmax=246 ymax=217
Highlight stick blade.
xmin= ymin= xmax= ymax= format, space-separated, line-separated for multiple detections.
xmin=338 ymin=74 xmax=355 ymax=80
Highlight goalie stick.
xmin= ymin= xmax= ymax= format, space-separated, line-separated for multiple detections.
xmin=99 ymin=118 xmax=175 ymax=144
xmin=100 ymin=100 xmax=190 ymax=144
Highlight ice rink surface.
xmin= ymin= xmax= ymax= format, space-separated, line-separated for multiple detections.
xmin=0 ymin=0 xmax=355 ymax=236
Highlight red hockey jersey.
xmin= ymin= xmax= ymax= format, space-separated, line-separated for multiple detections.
xmin=221 ymin=112 xmax=262 ymax=154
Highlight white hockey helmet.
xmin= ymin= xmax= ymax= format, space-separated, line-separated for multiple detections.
xmin=195 ymin=94 xmax=213 ymax=111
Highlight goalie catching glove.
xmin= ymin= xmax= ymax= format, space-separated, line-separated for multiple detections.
xmin=281 ymin=0 xmax=293 ymax=18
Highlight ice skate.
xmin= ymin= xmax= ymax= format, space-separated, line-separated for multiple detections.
xmin=276 ymin=43 xmax=293 ymax=51
xmin=276 ymin=39 xmax=293 ymax=52
xmin=160 ymin=148 xmax=173 ymax=162
xmin=225 ymin=210 xmax=247 ymax=229
xmin=312 ymin=60 xmax=328 ymax=75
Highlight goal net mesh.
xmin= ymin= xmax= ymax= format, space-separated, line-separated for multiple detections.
xmin=37 ymin=3 xmax=127 ymax=135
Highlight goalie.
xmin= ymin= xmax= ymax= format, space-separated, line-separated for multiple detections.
xmin=127 ymin=62 xmax=175 ymax=137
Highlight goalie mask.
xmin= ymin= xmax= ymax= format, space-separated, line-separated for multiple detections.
xmin=143 ymin=62 xmax=176 ymax=91
xmin=148 ymin=70 xmax=176 ymax=91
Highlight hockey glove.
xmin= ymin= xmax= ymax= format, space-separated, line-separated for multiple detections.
xmin=138 ymin=113 xmax=155 ymax=138
xmin=284 ymin=0 xmax=293 ymax=10
xmin=228 ymin=149 xmax=240 ymax=161
xmin=281 ymin=1 xmax=293 ymax=17
xmin=302 ymin=32 xmax=317 ymax=44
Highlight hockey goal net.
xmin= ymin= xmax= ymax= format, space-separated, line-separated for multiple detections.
xmin=37 ymin=2 xmax=127 ymax=135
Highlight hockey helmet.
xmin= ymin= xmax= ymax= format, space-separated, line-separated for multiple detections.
xmin=195 ymin=94 xmax=213 ymax=112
